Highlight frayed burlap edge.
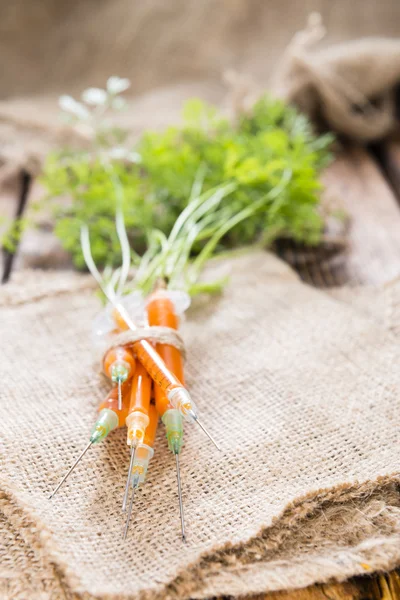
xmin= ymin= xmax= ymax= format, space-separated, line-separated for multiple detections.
xmin=2 ymin=473 xmax=400 ymax=600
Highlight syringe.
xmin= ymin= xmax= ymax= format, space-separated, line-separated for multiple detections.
xmin=146 ymin=290 xmax=220 ymax=451
xmin=146 ymin=290 xmax=190 ymax=540
xmin=81 ymin=225 xmax=213 ymax=447
xmin=123 ymin=402 xmax=159 ymax=539
xmin=103 ymin=346 xmax=136 ymax=410
xmin=121 ymin=361 xmax=152 ymax=511
xmin=48 ymin=380 xmax=132 ymax=499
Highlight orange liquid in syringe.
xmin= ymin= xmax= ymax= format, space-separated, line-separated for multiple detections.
xmin=113 ymin=308 xmax=183 ymax=395
xmin=147 ymin=291 xmax=184 ymax=416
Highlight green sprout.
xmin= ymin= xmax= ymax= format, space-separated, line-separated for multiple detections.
xmin=36 ymin=79 xmax=334 ymax=268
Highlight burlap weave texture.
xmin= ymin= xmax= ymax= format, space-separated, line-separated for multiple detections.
xmin=1 ymin=252 xmax=400 ymax=600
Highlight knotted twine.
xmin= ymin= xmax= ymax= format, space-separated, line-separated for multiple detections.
xmin=96 ymin=320 xmax=186 ymax=379
xmin=104 ymin=327 xmax=186 ymax=361
xmin=1 ymin=251 xmax=400 ymax=600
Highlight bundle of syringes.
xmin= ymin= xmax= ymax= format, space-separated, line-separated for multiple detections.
xmin=48 ymin=175 xmax=290 ymax=539
xmin=48 ymin=233 xmax=220 ymax=541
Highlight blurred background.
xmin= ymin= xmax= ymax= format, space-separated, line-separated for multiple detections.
xmin=1 ymin=1 xmax=400 ymax=93
xmin=1 ymin=0 xmax=400 ymax=284
xmin=0 ymin=0 xmax=399 ymax=127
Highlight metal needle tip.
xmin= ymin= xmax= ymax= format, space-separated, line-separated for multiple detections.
xmin=117 ymin=380 xmax=122 ymax=411
xmin=175 ymin=453 xmax=186 ymax=542
xmin=122 ymin=446 xmax=136 ymax=512
xmin=194 ymin=417 xmax=221 ymax=451
xmin=123 ymin=484 xmax=136 ymax=540
xmin=48 ymin=440 xmax=93 ymax=499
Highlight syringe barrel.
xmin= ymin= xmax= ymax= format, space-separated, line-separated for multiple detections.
xmin=133 ymin=339 xmax=182 ymax=393
xmin=126 ymin=362 xmax=152 ymax=446
xmin=146 ymin=290 xmax=192 ymax=418
xmin=98 ymin=379 xmax=132 ymax=426
xmin=144 ymin=403 xmax=159 ymax=447
xmin=129 ymin=362 xmax=151 ymax=414
xmin=146 ymin=291 xmax=185 ymax=385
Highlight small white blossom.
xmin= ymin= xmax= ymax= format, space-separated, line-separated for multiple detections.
xmin=107 ymin=76 xmax=130 ymax=95
xmin=108 ymin=147 xmax=141 ymax=163
xmin=59 ymin=95 xmax=90 ymax=120
xmin=82 ymin=87 xmax=108 ymax=106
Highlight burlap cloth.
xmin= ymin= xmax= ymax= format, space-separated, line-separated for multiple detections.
xmin=1 ymin=251 xmax=400 ymax=600
xmin=269 ymin=15 xmax=400 ymax=142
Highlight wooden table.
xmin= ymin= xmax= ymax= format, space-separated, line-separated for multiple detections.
xmin=2 ymin=144 xmax=400 ymax=600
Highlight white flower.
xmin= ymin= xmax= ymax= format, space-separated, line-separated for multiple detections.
xmin=82 ymin=87 xmax=108 ymax=106
xmin=107 ymin=147 xmax=141 ymax=163
xmin=59 ymin=95 xmax=90 ymax=120
xmin=107 ymin=76 xmax=130 ymax=95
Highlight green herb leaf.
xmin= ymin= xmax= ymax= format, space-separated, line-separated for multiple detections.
xmin=36 ymin=94 xmax=333 ymax=268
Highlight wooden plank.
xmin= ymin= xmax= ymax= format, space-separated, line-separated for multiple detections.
xmin=0 ymin=183 xmax=18 ymax=265
xmin=13 ymin=177 xmax=72 ymax=272
xmin=249 ymin=571 xmax=400 ymax=600
xmin=0 ymin=170 xmax=32 ymax=283
xmin=378 ymin=141 xmax=400 ymax=201
xmin=321 ymin=146 xmax=400 ymax=286
xmin=275 ymin=146 xmax=400 ymax=287
xmin=2 ymin=170 xmax=31 ymax=282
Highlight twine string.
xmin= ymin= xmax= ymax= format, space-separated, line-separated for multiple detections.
xmin=102 ymin=325 xmax=186 ymax=362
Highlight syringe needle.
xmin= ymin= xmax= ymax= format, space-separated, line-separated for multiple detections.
xmin=118 ymin=379 xmax=122 ymax=411
xmin=175 ymin=453 xmax=186 ymax=542
xmin=193 ymin=416 xmax=221 ymax=452
xmin=48 ymin=441 xmax=93 ymax=499
xmin=123 ymin=484 xmax=137 ymax=540
xmin=122 ymin=446 xmax=136 ymax=512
